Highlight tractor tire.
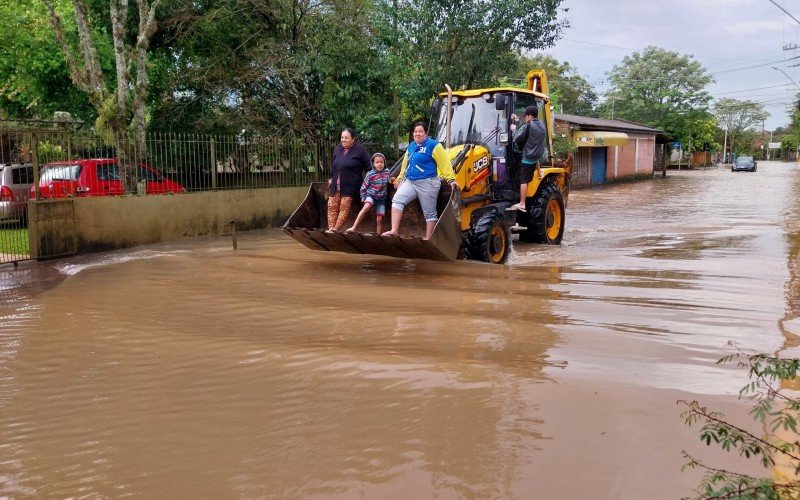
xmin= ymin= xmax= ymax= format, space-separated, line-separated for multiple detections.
xmin=465 ymin=211 xmax=510 ymax=264
xmin=519 ymin=179 xmax=565 ymax=244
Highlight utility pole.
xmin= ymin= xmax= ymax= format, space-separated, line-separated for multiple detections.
xmin=768 ymin=130 xmax=773 ymax=160
xmin=722 ymin=123 xmax=729 ymax=163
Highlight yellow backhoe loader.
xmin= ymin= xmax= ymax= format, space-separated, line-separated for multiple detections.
xmin=283 ymin=69 xmax=571 ymax=264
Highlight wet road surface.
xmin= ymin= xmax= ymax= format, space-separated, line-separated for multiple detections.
xmin=1 ymin=162 xmax=798 ymax=497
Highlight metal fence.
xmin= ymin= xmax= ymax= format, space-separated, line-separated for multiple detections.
xmin=0 ymin=123 xmax=363 ymax=265
xmin=1 ymin=126 xmax=337 ymax=193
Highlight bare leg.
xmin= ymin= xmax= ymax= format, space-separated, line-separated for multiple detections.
xmin=346 ymin=202 xmax=373 ymax=232
xmin=518 ymin=183 xmax=528 ymax=206
xmin=381 ymin=208 xmax=403 ymax=236
xmin=424 ymin=220 xmax=436 ymax=240
xmin=375 ymin=215 xmax=383 ymax=234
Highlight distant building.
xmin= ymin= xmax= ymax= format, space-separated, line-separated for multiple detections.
xmin=555 ymin=114 xmax=665 ymax=187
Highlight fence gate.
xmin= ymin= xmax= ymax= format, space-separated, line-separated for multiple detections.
xmin=28 ymin=200 xmax=77 ymax=260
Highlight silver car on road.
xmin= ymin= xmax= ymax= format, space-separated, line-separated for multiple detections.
xmin=0 ymin=163 xmax=34 ymax=222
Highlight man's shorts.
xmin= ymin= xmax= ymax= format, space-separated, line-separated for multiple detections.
xmin=364 ymin=196 xmax=386 ymax=216
xmin=520 ymin=160 xmax=537 ymax=184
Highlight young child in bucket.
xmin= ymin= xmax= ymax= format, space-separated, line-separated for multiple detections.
xmin=346 ymin=153 xmax=391 ymax=234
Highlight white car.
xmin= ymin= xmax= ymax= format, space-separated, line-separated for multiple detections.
xmin=0 ymin=163 xmax=33 ymax=222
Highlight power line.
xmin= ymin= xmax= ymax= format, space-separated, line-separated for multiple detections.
xmin=711 ymin=84 xmax=794 ymax=95
xmin=588 ymin=56 xmax=800 ymax=87
xmin=767 ymin=0 xmax=800 ymax=25
xmin=711 ymin=55 xmax=800 ymax=75
xmin=703 ymin=49 xmax=786 ymax=70
xmin=561 ymin=38 xmax=636 ymax=51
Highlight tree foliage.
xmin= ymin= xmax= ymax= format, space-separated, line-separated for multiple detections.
xmin=0 ymin=0 xmax=98 ymax=120
xmin=374 ymin=0 xmax=567 ymax=143
xmin=2 ymin=0 xmax=568 ymax=153
xmin=713 ymin=99 xmax=769 ymax=156
xmin=40 ymin=0 xmax=164 ymax=191
xmin=515 ymin=54 xmax=597 ymax=116
xmin=714 ymin=98 xmax=769 ymax=136
xmin=601 ymin=46 xmax=713 ymax=142
xmin=774 ymin=93 xmax=800 ymax=158
xmin=681 ymin=344 xmax=800 ymax=499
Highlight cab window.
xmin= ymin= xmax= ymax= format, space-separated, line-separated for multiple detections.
xmin=97 ymin=163 xmax=121 ymax=181
xmin=12 ymin=165 xmax=33 ymax=184
xmin=138 ymin=166 xmax=163 ymax=182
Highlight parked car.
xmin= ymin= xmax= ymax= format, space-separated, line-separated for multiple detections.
xmin=0 ymin=163 xmax=34 ymax=222
xmin=32 ymin=158 xmax=185 ymax=199
xmin=731 ymin=156 xmax=757 ymax=172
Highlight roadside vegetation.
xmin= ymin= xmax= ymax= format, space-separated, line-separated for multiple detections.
xmin=1 ymin=0 xmax=797 ymax=161
xmin=0 ymin=226 xmax=30 ymax=259
xmin=681 ymin=344 xmax=800 ymax=499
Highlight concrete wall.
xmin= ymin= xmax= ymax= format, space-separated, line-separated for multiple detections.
xmin=30 ymin=187 xmax=308 ymax=255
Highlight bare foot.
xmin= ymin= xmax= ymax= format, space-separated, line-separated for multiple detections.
xmin=506 ymin=203 xmax=526 ymax=211
xmin=345 ymin=227 xmax=356 ymax=233
xmin=381 ymin=231 xmax=397 ymax=237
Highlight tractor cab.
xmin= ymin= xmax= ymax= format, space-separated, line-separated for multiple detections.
xmin=429 ymin=87 xmax=554 ymax=204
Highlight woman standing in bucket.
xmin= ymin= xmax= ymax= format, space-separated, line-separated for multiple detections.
xmin=381 ymin=122 xmax=457 ymax=240
xmin=327 ymin=128 xmax=371 ymax=231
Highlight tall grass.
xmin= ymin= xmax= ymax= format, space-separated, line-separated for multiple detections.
xmin=0 ymin=227 xmax=30 ymax=262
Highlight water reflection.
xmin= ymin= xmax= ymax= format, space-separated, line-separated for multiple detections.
xmin=1 ymin=244 xmax=564 ymax=497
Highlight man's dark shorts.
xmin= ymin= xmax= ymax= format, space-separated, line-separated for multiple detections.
xmin=520 ymin=161 xmax=537 ymax=184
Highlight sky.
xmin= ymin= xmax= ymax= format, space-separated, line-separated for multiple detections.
xmin=541 ymin=0 xmax=800 ymax=131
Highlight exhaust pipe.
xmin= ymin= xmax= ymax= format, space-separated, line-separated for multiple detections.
xmin=445 ymin=84 xmax=453 ymax=149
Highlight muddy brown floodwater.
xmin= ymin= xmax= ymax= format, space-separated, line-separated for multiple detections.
xmin=2 ymin=162 xmax=799 ymax=498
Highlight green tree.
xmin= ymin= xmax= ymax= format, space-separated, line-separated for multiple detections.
xmin=686 ymin=113 xmax=720 ymax=152
xmin=713 ymin=98 xmax=769 ymax=157
xmin=515 ymin=54 xmax=597 ymax=116
xmin=601 ymin=46 xmax=713 ymax=142
xmin=376 ymin=0 xmax=567 ymax=146
xmin=42 ymin=0 xmax=164 ymax=191
xmin=148 ymin=0 xmax=392 ymax=145
xmin=0 ymin=0 xmax=97 ymax=120
xmin=776 ymin=93 xmax=800 ymax=159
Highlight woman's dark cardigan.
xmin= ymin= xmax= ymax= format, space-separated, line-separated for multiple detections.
xmin=329 ymin=142 xmax=371 ymax=198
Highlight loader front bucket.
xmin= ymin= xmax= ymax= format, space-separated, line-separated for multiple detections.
xmin=282 ymin=182 xmax=462 ymax=262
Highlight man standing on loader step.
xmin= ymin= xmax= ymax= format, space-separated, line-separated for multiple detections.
xmin=509 ymin=104 xmax=545 ymax=211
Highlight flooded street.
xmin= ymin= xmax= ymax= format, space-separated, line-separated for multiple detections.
xmin=2 ymin=162 xmax=799 ymax=498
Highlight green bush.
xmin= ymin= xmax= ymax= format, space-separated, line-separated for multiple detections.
xmin=681 ymin=343 xmax=800 ymax=498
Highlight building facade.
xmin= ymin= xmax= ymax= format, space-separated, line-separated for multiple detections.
xmin=555 ymin=114 xmax=662 ymax=188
